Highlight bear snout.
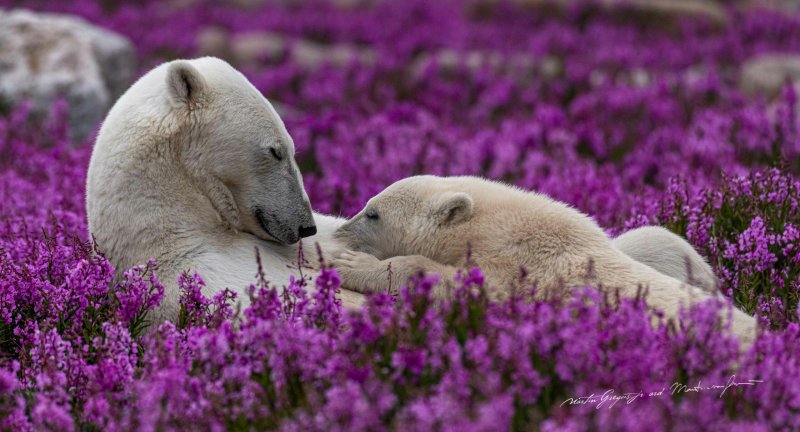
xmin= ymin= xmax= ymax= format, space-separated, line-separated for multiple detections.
xmin=333 ymin=219 xmax=375 ymax=254
xmin=298 ymin=225 xmax=317 ymax=238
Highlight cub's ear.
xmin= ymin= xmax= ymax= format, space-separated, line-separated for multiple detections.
xmin=166 ymin=61 xmax=207 ymax=107
xmin=433 ymin=192 xmax=474 ymax=225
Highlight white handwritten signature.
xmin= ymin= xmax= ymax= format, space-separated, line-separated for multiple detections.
xmin=560 ymin=375 xmax=763 ymax=409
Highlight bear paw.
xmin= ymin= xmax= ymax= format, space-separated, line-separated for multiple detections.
xmin=332 ymin=250 xmax=388 ymax=294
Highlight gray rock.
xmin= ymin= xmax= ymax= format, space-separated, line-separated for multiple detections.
xmin=736 ymin=0 xmax=800 ymax=14
xmin=231 ymin=31 xmax=287 ymax=66
xmin=196 ymin=26 xmax=231 ymax=60
xmin=740 ymin=54 xmax=800 ymax=99
xmin=601 ymin=0 xmax=727 ymax=26
xmin=0 ymin=9 xmax=136 ymax=141
xmin=291 ymin=37 xmax=376 ymax=69
xmin=474 ymin=0 xmax=728 ymax=28
xmin=409 ymin=49 xmax=562 ymax=84
xmin=197 ymin=28 xmax=376 ymax=70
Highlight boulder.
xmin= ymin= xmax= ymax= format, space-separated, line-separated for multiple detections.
xmin=740 ymin=54 xmax=800 ymax=99
xmin=231 ymin=31 xmax=287 ymax=66
xmin=473 ymin=0 xmax=728 ymax=28
xmin=291 ymin=37 xmax=376 ymax=69
xmin=598 ymin=0 xmax=727 ymax=26
xmin=0 ymin=9 xmax=136 ymax=141
xmin=409 ymin=49 xmax=562 ymax=84
xmin=736 ymin=0 xmax=800 ymax=13
xmin=197 ymin=29 xmax=376 ymax=69
xmin=196 ymin=26 xmax=231 ymax=61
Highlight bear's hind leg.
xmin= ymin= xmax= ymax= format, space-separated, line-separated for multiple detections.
xmin=612 ymin=226 xmax=719 ymax=294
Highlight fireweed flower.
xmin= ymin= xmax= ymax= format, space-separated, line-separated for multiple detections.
xmin=0 ymin=0 xmax=799 ymax=429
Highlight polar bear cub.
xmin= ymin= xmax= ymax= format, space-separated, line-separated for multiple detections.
xmin=333 ymin=175 xmax=756 ymax=346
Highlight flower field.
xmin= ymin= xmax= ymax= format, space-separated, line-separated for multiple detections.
xmin=1 ymin=0 xmax=800 ymax=430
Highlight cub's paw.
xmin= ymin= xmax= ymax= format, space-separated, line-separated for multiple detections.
xmin=333 ymin=250 xmax=380 ymax=269
xmin=332 ymin=250 xmax=384 ymax=294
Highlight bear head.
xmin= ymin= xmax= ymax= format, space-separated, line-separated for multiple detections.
xmin=92 ymin=57 xmax=317 ymax=245
xmin=335 ymin=175 xmax=474 ymax=260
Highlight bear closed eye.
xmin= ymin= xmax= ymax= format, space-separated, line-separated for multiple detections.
xmin=86 ymin=57 xmax=366 ymax=323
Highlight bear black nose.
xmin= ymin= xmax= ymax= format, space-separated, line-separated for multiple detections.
xmin=298 ymin=225 xmax=317 ymax=238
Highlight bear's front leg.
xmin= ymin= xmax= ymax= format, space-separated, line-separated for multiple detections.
xmin=333 ymin=250 xmax=393 ymax=294
xmin=333 ymin=251 xmax=460 ymax=298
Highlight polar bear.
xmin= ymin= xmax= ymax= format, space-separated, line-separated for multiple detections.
xmin=86 ymin=57 xmax=365 ymax=323
xmin=612 ymin=226 xmax=719 ymax=294
xmin=85 ymin=56 xmax=716 ymax=326
xmin=332 ymin=175 xmax=756 ymax=346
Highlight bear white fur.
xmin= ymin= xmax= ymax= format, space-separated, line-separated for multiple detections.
xmin=332 ymin=175 xmax=756 ymax=347
xmin=85 ymin=56 xmax=721 ymax=327
xmin=86 ymin=57 xmax=365 ymax=322
xmin=612 ymin=226 xmax=719 ymax=294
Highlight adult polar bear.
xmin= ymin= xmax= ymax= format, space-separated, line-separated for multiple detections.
xmin=87 ymin=57 xmax=717 ymax=323
xmin=87 ymin=57 xmax=366 ymax=322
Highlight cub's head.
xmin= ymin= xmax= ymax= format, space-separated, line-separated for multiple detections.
xmin=335 ymin=176 xmax=474 ymax=260
xmin=160 ymin=58 xmax=316 ymax=244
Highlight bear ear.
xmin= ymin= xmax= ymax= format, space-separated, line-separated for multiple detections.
xmin=166 ymin=61 xmax=207 ymax=107
xmin=433 ymin=192 xmax=474 ymax=225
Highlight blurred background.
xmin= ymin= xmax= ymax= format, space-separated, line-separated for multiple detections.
xmin=0 ymin=0 xmax=798 ymax=225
